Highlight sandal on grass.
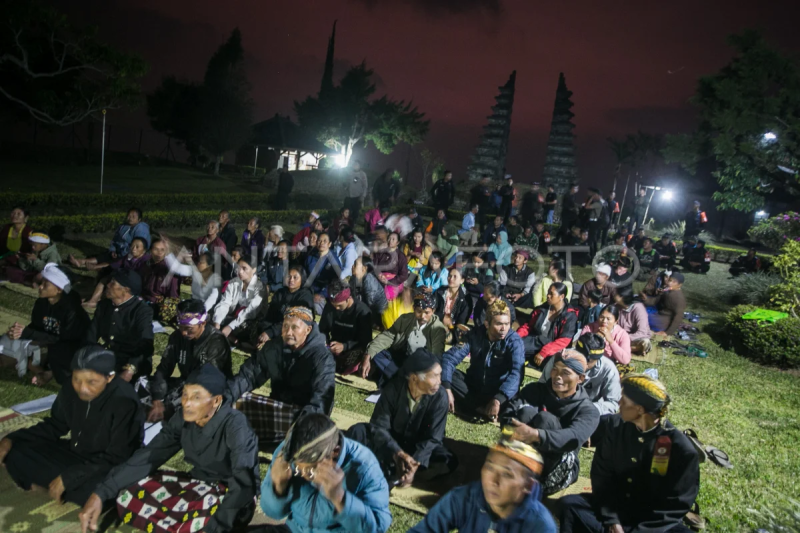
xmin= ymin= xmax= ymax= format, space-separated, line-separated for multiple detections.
xmin=684 ymin=502 xmax=707 ymax=531
xmin=683 ymin=429 xmax=733 ymax=468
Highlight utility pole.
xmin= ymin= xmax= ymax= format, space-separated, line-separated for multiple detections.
xmin=100 ymin=110 xmax=107 ymax=194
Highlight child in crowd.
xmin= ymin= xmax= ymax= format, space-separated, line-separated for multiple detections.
xmin=416 ymin=251 xmax=448 ymax=293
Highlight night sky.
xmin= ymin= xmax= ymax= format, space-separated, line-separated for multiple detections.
xmin=52 ymin=0 xmax=800 ymax=189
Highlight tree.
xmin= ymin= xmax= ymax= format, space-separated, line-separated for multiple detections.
xmin=607 ymin=136 xmax=632 ymax=192
xmin=147 ymin=29 xmax=253 ymax=175
xmin=295 ymin=61 xmax=429 ymax=165
xmin=664 ymin=31 xmax=800 ymax=211
xmin=0 ymin=0 xmax=147 ymax=126
xmin=417 ymin=147 xmax=444 ymax=189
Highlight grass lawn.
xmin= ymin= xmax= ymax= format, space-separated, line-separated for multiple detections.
xmin=0 ymin=229 xmax=797 ymax=532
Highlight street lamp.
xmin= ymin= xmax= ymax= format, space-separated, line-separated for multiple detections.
xmin=763 ymin=132 xmax=777 ymax=141
xmin=662 ymin=190 xmax=673 ymax=201
xmin=640 ymin=185 xmax=671 ymax=228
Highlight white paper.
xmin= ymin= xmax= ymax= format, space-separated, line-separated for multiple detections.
xmin=12 ymin=394 xmax=57 ymax=415
xmin=152 ymin=321 xmax=167 ymax=334
xmin=365 ymin=393 xmax=381 ymax=404
xmin=144 ymin=422 xmax=163 ymax=445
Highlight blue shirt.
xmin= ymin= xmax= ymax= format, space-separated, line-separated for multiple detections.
xmin=459 ymin=212 xmax=476 ymax=235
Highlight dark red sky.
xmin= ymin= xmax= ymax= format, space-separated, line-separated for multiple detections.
xmin=53 ymin=0 xmax=800 ymax=189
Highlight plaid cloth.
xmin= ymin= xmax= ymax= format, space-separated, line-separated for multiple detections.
xmin=235 ymin=392 xmax=299 ymax=445
xmin=116 ymin=471 xmax=227 ymax=533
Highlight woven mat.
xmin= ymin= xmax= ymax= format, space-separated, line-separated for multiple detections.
xmin=0 ymin=283 xmax=40 ymax=299
xmin=335 ymin=373 xmax=378 ymax=392
xmin=0 ymin=308 xmax=30 ymax=333
xmin=631 ymin=343 xmax=665 ymax=365
xmin=0 ymin=407 xmax=39 ymax=439
xmin=463 ymin=356 xmax=542 ymax=380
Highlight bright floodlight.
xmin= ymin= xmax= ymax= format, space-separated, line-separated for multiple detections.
xmin=333 ymin=154 xmax=346 ymax=168
xmin=763 ymin=132 xmax=777 ymax=141
xmin=756 ymin=210 xmax=767 ymax=217
xmin=662 ymin=190 xmax=674 ymax=200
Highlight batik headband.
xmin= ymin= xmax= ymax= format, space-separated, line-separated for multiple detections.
xmin=493 ymin=427 xmax=543 ymax=475
xmin=177 ymin=312 xmax=208 ymax=326
xmin=621 ymin=373 xmax=670 ymax=417
xmin=328 ymin=287 xmax=351 ymax=304
xmin=413 ymin=291 xmax=436 ymax=309
xmin=284 ymin=306 xmax=315 ymax=326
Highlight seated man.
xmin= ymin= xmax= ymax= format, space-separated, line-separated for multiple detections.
xmin=80 ymin=364 xmax=260 ymax=533
xmin=228 ymin=306 xmax=335 ymax=445
xmin=655 ymin=233 xmax=678 ymax=270
xmin=409 ymin=429 xmax=556 ymax=533
xmin=0 ymin=345 xmax=143 ymax=506
xmin=319 ymin=279 xmax=373 ymax=375
xmin=636 ymin=238 xmax=661 ymax=280
xmin=143 ymin=299 xmax=233 ymax=422
xmin=517 ymin=282 xmax=579 ymax=367
xmin=347 ymin=349 xmax=457 ymax=487
xmin=69 ymin=207 xmax=151 ymax=269
xmin=501 ymin=350 xmax=600 ymax=495
xmin=434 ymin=268 xmax=472 ymax=344
xmin=628 ymin=227 xmax=646 ymax=253
xmin=83 ymin=269 xmax=154 ymax=382
xmin=578 ymin=263 xmax=617 ymax=308
xmin=360 ymin=292 xmax=447 ymax=385
xmin=3 ymin=231 xmax=62 ymax=286
xmin=680 ymin=239 xmax=710 ymax=273
xmin=441 ymin=299 xmax=524 ymax=422
xmin=472 ymin=280 xmax=517 ymax=327
xmin=499 ymin=249 xmax=536 ymax=309
xmin=609 ymin=256 xmax=633 ymax=286
xmin=194 ymin=219 xmax=227 ymax=262
xmin=559 ymin=374 xmax=700 ymax=533
xmin=642 ymin=272 xmax=687 ymax=337
xmin=262 ymin=413 xmax=392 ymax=533
xmin=539 ymin=333 xmax=620 ymax=417
xmin=0 ymin=263 xmax=89 ymax=385
xmin=729 ymin=247 xmax=761 ymax=277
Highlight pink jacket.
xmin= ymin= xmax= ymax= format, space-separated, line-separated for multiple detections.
xmin=617 ymin=302 xmax=651 ymax=341
xmin=364 ymin=209 xmax=384 ymax=233
xmin=580 ymin=322 xmax=632 ymax=365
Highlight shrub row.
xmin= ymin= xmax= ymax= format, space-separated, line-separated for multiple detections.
xmin=0 ymin=192 xmax=273 ymax=211
xmin=724 ymin=304 xmax=800 ymax=369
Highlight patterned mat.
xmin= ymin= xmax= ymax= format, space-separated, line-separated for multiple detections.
xmin=631 ymin=342 xmax=665 ymax=365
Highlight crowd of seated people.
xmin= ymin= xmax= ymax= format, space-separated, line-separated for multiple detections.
xmin=0 ymin=191 xmax=713 ymax=533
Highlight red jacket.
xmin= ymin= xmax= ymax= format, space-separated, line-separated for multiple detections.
xmin=516 ymin=305 xmax=579 ymax=359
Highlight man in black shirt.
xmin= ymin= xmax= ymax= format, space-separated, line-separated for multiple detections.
xmin=470 ymin=176 xmax=493 ymax=230
xmin=499 ymin=175 xmax=516 ymax=223
xmin=218 ymin=209 xmax=237 ymax=280
xmin=655 ymin=233 xmax=678 ymax=270
xmin=431 ymin=170 xmax=456 ymax=218
xmin=545 ymin=185 xmax=558 ymax=224
xmin=319 ymin=279 xmax=373 ymax=375
xmin=558 ymin=184 xmax=581 ymax=242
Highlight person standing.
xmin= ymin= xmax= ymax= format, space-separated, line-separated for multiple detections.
xmin=469 ymin=176 xmax=492 ymax=231
xmin=544 ymin=185 xmax=558 ymax=225
xmin=345 ymin=159 xmax=369 ymax=225
xmin=584 ymin=188 xmax=605 ymax=259
xmin=431 ymin=170 xmax=456 ymax=218
xmin=633 ymin=188 xmax=648 ymax=230
xmin=372 ymin=169 xmax=400 ymax=207
xmin=684 ymin=200 xmax=708 ymax=240
xmin=601 ymin=191 xmax=620 ymax=247
xmin=275 ymin=158 xmax=294 ymax=211
xmin=558 ymin=184 xmax=581 ymax=242
xmin=499 ymin=175 xmax=516 ymax=223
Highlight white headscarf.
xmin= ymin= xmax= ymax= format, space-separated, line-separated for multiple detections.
xmin=41 ymin=263 xmax=71 ymax=293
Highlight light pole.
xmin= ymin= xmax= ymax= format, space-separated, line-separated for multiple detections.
xmin=253 ymin=145 xmax=259 ymax=176
xmin=641 ymin=185 xmax=672 ymax=228
xmin=100 ymin=109 xmax=107 ymax=194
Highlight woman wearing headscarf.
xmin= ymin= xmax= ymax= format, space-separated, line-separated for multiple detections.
xmin=250 ymin=265 xmax=315 ymax=350
xmin=559 ymin=374 xmax=700 ymax=533
xmin=435 ymin=223 xmax=460 ymax=267
xmin=0 ymin=263 xmax=89 ymax=385
xmin=488 ymin=230 xmax=513 ymax=267
xmin=80 ymin=364 xmax=260 ymax=533
xmin=262 ymin=413 xmax=392 ymax=533
xmin=0 ymin=345 xmax=144 ymax=506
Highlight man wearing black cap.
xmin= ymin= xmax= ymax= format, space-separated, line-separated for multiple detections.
xmin=361 ymin=291 xmax=447 ymax=385
xmin=83 ymin=268 xmax=154 ymax=382
xmin=0 ymin=345 xmax=144 ymax=506
xmin=347 ymin=348 xmax=457 ymax=487
xmin=655 ymin=233 xmax=678 ymax=270
xmin=143 ymin=299 xmax=233 ymax=422
xmin=501 ymin=350 xmax=599 ymax=495
xmin=539 ymin=333 xmax=621 ymax=416
xmin=228 ymin=306 xmax=335 ymax=445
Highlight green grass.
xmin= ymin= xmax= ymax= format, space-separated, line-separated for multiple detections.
xmin=0 ymin=230 xmax=797 ymax=532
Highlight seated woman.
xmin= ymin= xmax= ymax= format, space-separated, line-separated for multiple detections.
xmin=143 ymin=299 xmax=232 ymax=423
xmin=500 ymin=350 xmax=599 ymax=495
xmin=0 ymin=263 xmax=89 ymax=385
xmin=165 ymin=247 xmax=221 ymax=312
xmin=559 ymin=374 xmax=700 ymax=533
xmin=580 ymin=305 xmax=632 ymax=366
xmin=409 ymin=428 xmax=556 ymax=533
xmin=425 ymin=209 xmax=448 ymax=244
xmin=488 ymin=230 xmax=513 ymax=267
xmin=434 ymin=268 xmax=472 ymax=344
xmin=403 ymin=228 xmax=432 ymax=276
xmin=462 ymin=251 xmax=494 ymax=304
xmin=262 ymin=413 xmax=392 ymax=533
xmin=349 ymin=256 xmax=389 ymax=320
xmin=241 ymin=216 xmax=266 ymax=260
xmin=347 ymin=349 xmax=457 ymax=486
xmin=80 ymin=364 xmax=260 ymax=533
xmin=193 ymin=219 xmax=227 ymax=262
xmin=140 ymin=237 xmax=182 ymax=324
xmin=0 ymin=206 xmax=32 ymax=259
xmin=262 ymin=239 xmax=289 ymax=293
xmin=264 ymin=224 xmax=285 ymax=260
xmin=330 ymin=206 xmax=352 ymax=241
xmin=334 ymin=227 xmax=359 ymax=281
xmin=212 ymin=254 xmax=265 ymax=343
xmin=416 ymin=251 xmax=448 ymax=293
xmin=373 ymin=231 xmax=409 ymax=302
xmin=69 ymin=208 xmax=151 ymax=270
xmin=3 ymin=232 xmax=62 ymax=286
xmin=613 ymin=284 xmax=652 ymax=356
xmin=436 ymin=224 xmax=460 ymax=267
xmin=0 ymin=345 xmax=144 ymax=506
xmin=532 ymin=259 xmax=573 ymax=307
xmin=516 ymin=283 xmax=579 ymax=368
xmin=251 ymin=265 xmax=315 ymax=350
xmin=306 ymin=232 xmax=343 ymax=315
xmin=82 ymin=236 xmax=150 ymax=309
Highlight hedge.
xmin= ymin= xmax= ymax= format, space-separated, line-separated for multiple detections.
xmin=724 ymin=304 xmax=800 ymax=369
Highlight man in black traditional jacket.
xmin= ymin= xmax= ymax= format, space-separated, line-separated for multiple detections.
xmin=501 ymin=350 xmax=599 ymax=495
xmin=143 ymin=299 xmax=232 ymax=422
xmin=83 ymin=268 xmax=154 ymax=382
xmin=319 ymin=279 xmax=373 ymax=375
xmin=228 ymin=306 xmax=335 ymax=445
xmin=559 ymin=373 xmax=700 ymax=533
xmin=0 ymin=345 xmax=144 ymax=506
xmin=347 ymin=349 xmax=457 ymax=487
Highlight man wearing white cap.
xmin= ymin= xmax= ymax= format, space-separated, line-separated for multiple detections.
xmin=4 ymin=232 xmax=62 ymax=286
xmin=0 ymin=263 xmax=89 ymax=385
xmin=578 ymin=263 xmax=617 ymax=309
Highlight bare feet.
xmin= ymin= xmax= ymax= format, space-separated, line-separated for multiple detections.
xmin=32 ymin=371 xmax=53 ymax=387
xmin=68 ymin=254 xmax=84 ymax=268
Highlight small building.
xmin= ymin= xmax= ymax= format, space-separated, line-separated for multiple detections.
xmin=244 ymin=114 xmax=338 ymax=171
